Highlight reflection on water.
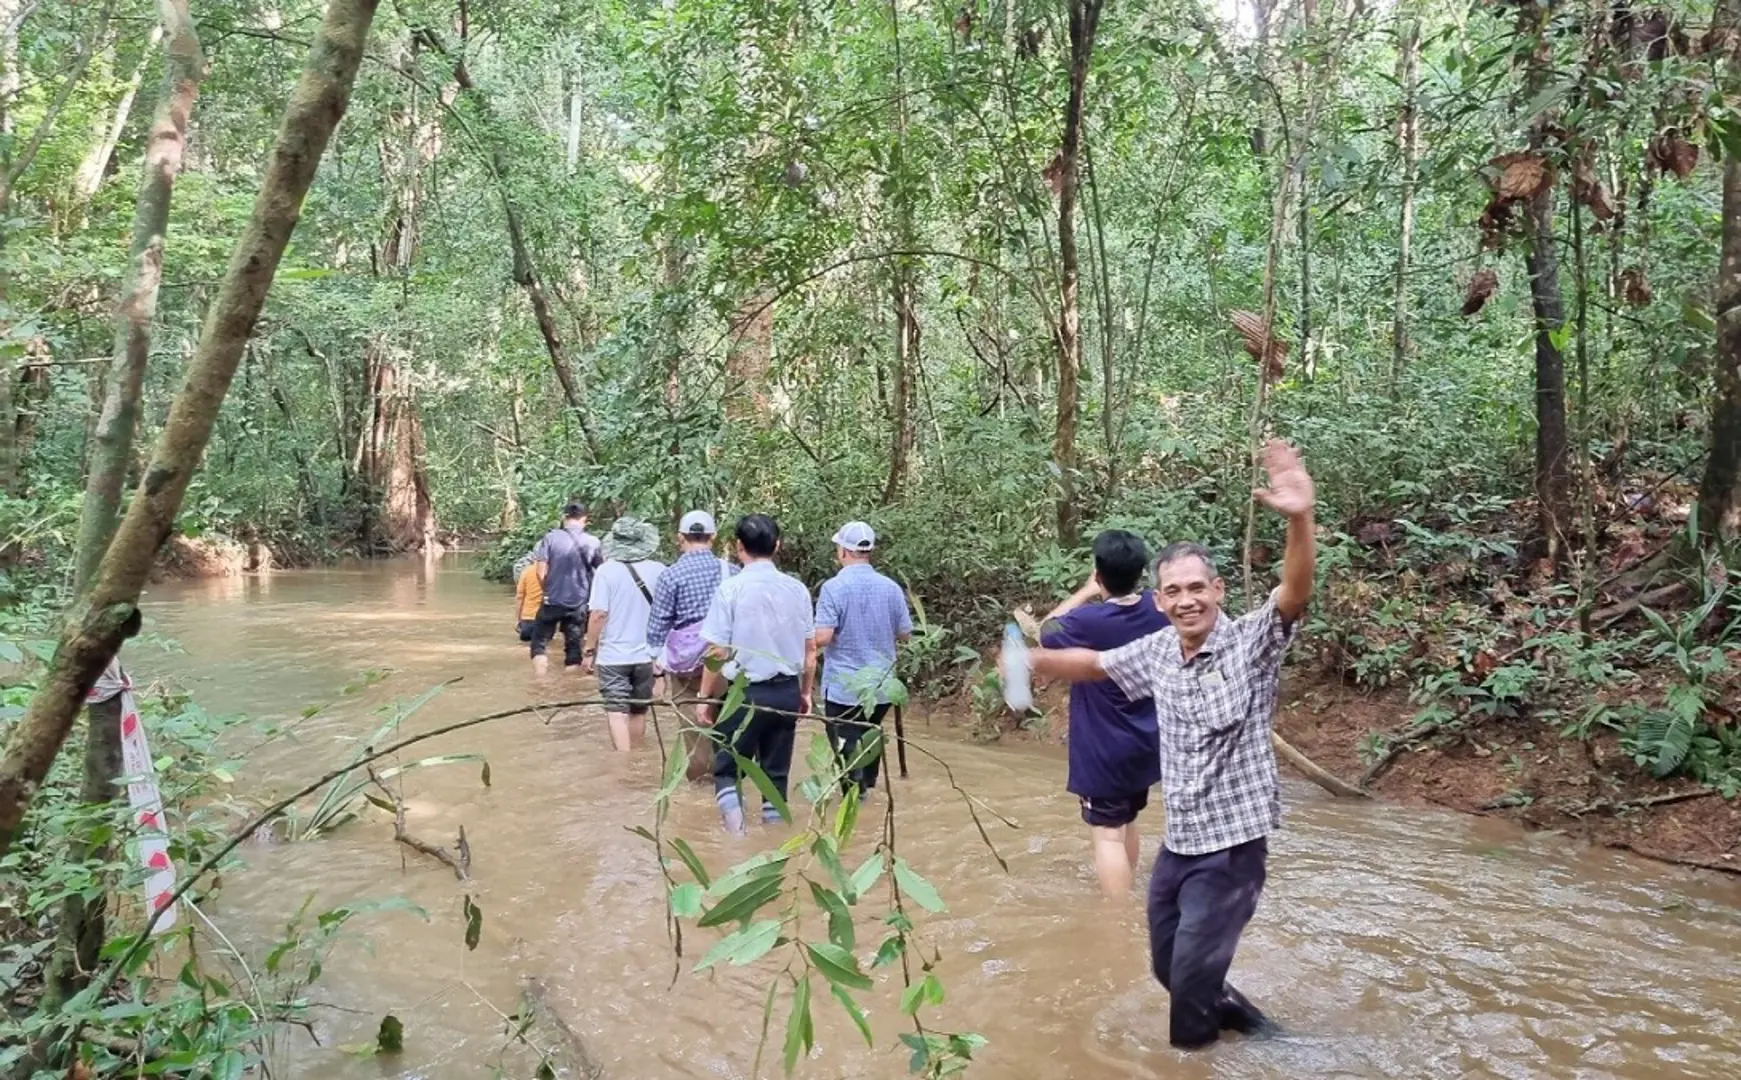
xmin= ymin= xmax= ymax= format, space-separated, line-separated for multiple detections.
xmin=141 ymin=557 xmax=1741 ymax=1079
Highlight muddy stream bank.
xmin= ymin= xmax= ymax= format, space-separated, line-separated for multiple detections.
xmin=141 ymin=558 xmax=1741 ymax=1079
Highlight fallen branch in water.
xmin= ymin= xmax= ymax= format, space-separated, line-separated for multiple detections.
xmin=1605 ymin=840 xmax=1741 ymax=876
xmin=519 ymin=975 xmax=604 ymax=1080
xmin=1273 ymin=732 xmax=1366 ymax=798
xmin=367 ymin=765 xmax=470 ymax=880
xmin=1565 ymin=787 xmax=1716 ymax=817
xmin=1359 ymin=719 xmax=1445 ymax=788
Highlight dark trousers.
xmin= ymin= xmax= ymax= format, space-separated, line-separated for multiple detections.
xmin=1148 ymin=836 xmax=1270 ymax=1048
xmin=529 ymin=603 xmax=585 ymax=666
xmin=824 ymin=700 xmax=892 ymax=793
xmin=712 ymin=676 xmax=801 ymax=806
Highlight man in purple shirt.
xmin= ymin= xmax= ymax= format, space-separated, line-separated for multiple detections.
xmin=1040 ymin=529 xmax=1170 ymax=897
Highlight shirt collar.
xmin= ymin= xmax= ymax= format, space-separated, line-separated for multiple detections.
xmin=838 ymin=563 xmax=875 ymax=576
xmin=740 ymin=559 xmax=779 ymax=575
xmin=1183 ymin=609 xmax=1232 ymax=663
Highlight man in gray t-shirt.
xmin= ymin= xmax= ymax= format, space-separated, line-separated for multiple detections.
xmin=528 ymin=502 xmax=603 ymax=677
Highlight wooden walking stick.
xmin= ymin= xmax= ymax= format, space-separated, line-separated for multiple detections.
xmin=893 ymin=705 xmax=909 ymax=778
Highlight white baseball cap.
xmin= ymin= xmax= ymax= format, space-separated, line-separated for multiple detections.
xmin=832 ymin=521 xmax=876 ymax=551
xmin=679 ymin=510 xmax=717 ymax=537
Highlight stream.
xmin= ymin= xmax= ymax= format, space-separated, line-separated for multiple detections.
xmin=142 ymin=557 xmax=1741 ymax=1079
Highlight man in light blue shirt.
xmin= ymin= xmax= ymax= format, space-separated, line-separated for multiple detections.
xmin=698 ymin=513 xmax=816 ymax=834
xmin=815 ymin=521 xmax=912 ymax=795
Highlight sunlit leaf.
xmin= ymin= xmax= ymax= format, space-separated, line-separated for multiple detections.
xmin=804 ymin=940 xmax=872 ymax=991
xmin=893 ymin=857 xmax=945 ymax=912
xmin=782 ymin=974 xmax=813 ymax=1074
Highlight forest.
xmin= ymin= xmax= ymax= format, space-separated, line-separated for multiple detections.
xmin=2 ymin=0 xmax=1740 ymax=1075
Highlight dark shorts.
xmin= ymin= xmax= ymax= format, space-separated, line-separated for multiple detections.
xmin=598 ymin=662 xmax=655 ymax=714
xmin=529 ymin=603 xmax=586 ymax=662
xmin=1080 ymin=788 xmax=1149 ymax=828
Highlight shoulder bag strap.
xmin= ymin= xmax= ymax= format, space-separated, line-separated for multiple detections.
xmin=624 ymin=562 xmax=654 ymax=604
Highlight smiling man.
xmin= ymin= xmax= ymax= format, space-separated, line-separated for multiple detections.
xmin=1020 ymin=440 xmax=1316 ymax=1049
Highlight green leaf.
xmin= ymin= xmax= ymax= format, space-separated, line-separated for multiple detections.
xmin=659 ymin=730 xmax=689 ymax=799
xmin=462 ymin=895 xmax=483 ymax=951
xmin=0 ymin=641 xmax=24 ymax=664
xmin=669 ymin=882 xmax=704 ymax=919
xmin=782 ymin=974 xmax=813 ymax=1074
xmin=736 ymin=754 xmax=792 ymax=825
xmin=698 ymin=872 xmax=785 ymax=928
xmin=807 ymin=880 xmax=855 ymax=950
xmin=900 ymin=980 xmax=926 ymax=1016
xmin=833 ymin=783 xmax=860 ymax=846
xmin=669 ymin=836 xmax=712 ymax=887
xmin=376 ymin=1014 xmax=404 ymax=1054
xmin=212 ymin=1049 xmax=246 ymax=1080
xmin=811 ymin=835 xmax=851 ymax=899
xmin=832 ymin=984 xmax=874 ymax=1047
xmin=804 ymin=940 xmax=873 ymax=991
xmin=695 ymin=918 xmax=783 ymax=971
xmin=893 ymin=858 xmax=945 ymax=913
xmin=872 ymin=933 xmax=904 ymax=969
xmin=480 ymin=761 xmax=492 ymax=788
xmin=848 ymin=851 xmax=885 ymax=901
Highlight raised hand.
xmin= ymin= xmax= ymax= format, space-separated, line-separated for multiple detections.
xmin=1252 ymin=439 xmax=1315 ymax=519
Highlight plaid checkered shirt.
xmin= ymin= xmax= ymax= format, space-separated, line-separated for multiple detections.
xmin=645 ymin=550 xmax=734 ymax=650
xmin=1099 ymin=589 xmax=1299 ymax=856
xmin=815 ymin=564 xmax=913 ymax=706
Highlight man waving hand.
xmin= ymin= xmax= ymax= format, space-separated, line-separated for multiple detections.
xmin=1022 ymin=440 xmax=1316 ymax=1049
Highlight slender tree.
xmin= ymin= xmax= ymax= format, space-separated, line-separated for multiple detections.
xmin=1700 ymin=0 xmax=1741 ymax=543
xmin=1053 ymin=0 xmax=1105 ymax=548
xmin=0 ymin=0 xmax=382 ymax=858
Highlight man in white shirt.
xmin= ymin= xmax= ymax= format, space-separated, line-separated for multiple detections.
xmin=583 ymin=517 xmax=667 ymax=751
xmin=697 ymin=513 xmax=816 ymax=835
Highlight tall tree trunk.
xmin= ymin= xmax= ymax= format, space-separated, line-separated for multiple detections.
xmin=1053 ymin=0 xmax=1103 ymax=548
xmin=0 ymin=3 xmax=113 ymax=494
xmin=1390 ymin=10 xmax=1419 ymax=385
xmin=724 ymin=291 xmax=774 ymax=423
xmin=884 ymin=280 xmax=917 ymax=504
xmin=0 ymin=0 xmax=381 ymax=860
xmin=883 ymin=0 xmax=915 ymax=505
xmin=564 ymin=61 xmax=583 ymax=174
xmin=1700 ymin=1 xmax=1741 ymax=542
xmin=48 ymin=2 xmax=200 ymax=1006
xmin=406 ymin=22 xmax=602 ymax=462
xmin=74 ymin=0 xmax=201 ymax=594
xmin=1523 ymin=21 xmax=1573 ymax=559
xmin=70 ymin=25 xmax=164 ymax=207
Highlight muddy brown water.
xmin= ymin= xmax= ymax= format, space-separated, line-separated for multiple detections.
xmin=140 ymin=558 xmax=1741 ymax=1079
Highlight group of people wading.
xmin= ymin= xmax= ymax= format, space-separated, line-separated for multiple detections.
xmin=509 ymin=439 xmax=1319 ymax=1052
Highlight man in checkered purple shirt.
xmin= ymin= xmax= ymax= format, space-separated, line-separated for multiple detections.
xmin=1023 ymin=441 xmax=1317 ymax=1049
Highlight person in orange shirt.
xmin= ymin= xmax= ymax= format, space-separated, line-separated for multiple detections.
xmin=513 ymin=549 xmax=542 ymax=642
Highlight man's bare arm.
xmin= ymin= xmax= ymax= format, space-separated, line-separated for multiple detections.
xmin=814 ymin=626 xmax=837 ymax=648
xmin=1042 ymin=578 xmax=1102 ymax=625
xmin=1252 ymin=439 xmax=1317 ymax=622
xmin=1028 ymin=646 xmax=1110 ymax=683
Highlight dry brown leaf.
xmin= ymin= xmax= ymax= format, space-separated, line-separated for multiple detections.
xmin=1490 ymin=151 xmax=1555 ymax=201
xmin=1650 ymin=132 xmax=1699 ymax=179
xmin=1571 ymin=154 xmax=1615 ymax=221
xmin=1041 ymin=153 xmax=1065 ymax=196
xmin=1462 ymin=268 xmax=1499 ymax=317
xmin=1618 ymin=265 xmax=1652 ymax=307
xmin=1229 ymin=310 xmax=1289 ymax=382
xmin=1478 ymin=197 xmax=1516 ymax=250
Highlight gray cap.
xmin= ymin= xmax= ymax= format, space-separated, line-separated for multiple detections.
xmin=679 ymin=510 xmax=717 ymax=538
xmin=832 ymin=521 xmax=876 ymax=551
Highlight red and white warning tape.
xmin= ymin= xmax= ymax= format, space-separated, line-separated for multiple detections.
xmin=89 ymin=659 xmax=177 ymax=934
